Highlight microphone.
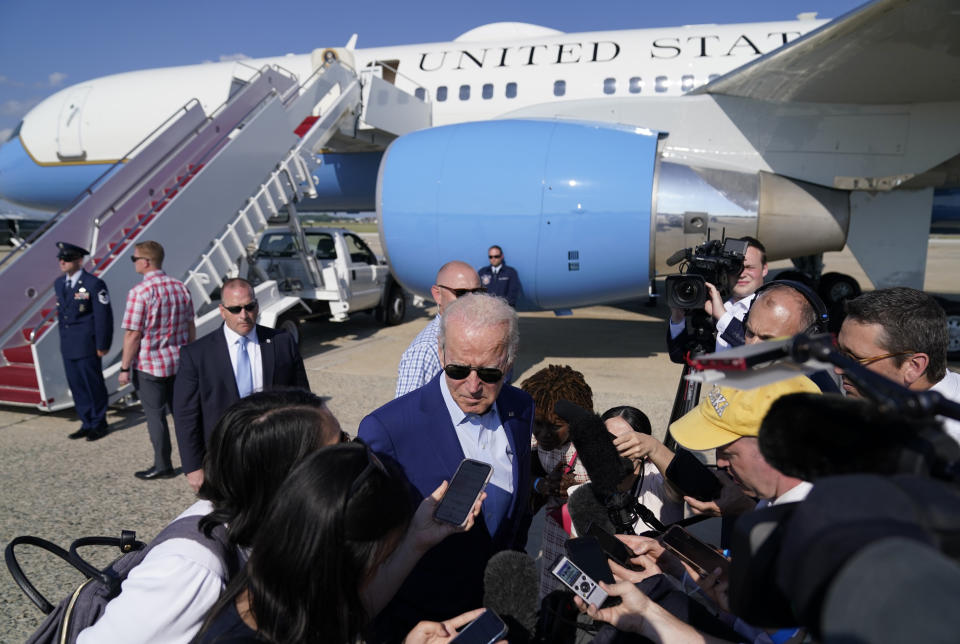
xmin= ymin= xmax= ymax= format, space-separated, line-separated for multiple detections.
xmin=483 ymin=550 xmax=539 ymax=643
xmin=555 ymin=400 xmax=633 ymax=499
xmin=566 ymin=484 xmax=615 ymax=536
xmin=759 ymin=392 xmax=960 ymax=483
xmin=665 ymin=248 xmax=690 ymax=267
xmin=556 ymin=400 xmax=648 ymax=534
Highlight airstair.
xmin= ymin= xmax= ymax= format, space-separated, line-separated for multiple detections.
xmin=0 ymin=54 xmax=430 ymax=410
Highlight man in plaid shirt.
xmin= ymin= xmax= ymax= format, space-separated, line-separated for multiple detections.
xmin=118 ymin=241 xmax=195 ymax=480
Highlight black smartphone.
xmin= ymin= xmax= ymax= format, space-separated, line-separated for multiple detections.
xmin=661 ymin=525 xmax=730 ymax=579
xmin=452 ymin=609 xmax=508 ymax=643
xmin=564 ymin=536 xmax=615 ymax=584
xmin=585 ymin=522 xmax=634 ymax=568
xmin=434 ymin=459 xmax=493 ymax=527
xmin=665 ymin=449 xmax=723 ymax=501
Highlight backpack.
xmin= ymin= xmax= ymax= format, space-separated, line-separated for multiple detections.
xmin=5 ymin=514 xmax=239 ymax=644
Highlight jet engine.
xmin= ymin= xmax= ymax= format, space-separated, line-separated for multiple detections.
xmin=377 ymin=119 xmax=850 ymax=310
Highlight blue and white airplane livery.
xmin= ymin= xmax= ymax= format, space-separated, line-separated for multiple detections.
xmin=0 ymin=0 xmax=958 ymax=311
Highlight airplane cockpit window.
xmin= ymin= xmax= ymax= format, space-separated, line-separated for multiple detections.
xmin=554 ymin=80 xmax=566 ymax=97
xmin=437 ymin=86 xmax=448 ymax=102
xmin=603 ymin=78 xmax=616 ymax=95
xmin=655 ymin=76 xmax=669 ymax=93
xmin=629 ymin=77 xmax=643 ymax=94
xmin=459 ymin=84 xmax=470 ymax=100
xmin=414 ymin=87 xmax=426 ymax=101
xmin=506 ymin=82 xmax=517 ymax=98
xmin=681 ymin=75 xmax=694 ymax=92
xmin=708 ymin=74 xmax=720 ymax=82
xmin=482 ymin=83 xmax=493 ymax=99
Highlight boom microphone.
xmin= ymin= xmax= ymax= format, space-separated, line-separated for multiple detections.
xmin=759 ymin=393 xmax=960 ymax=483
xmin=555 ymin=400 xmax=633 ymax=498
xmin=483 ymin=550 xmax=539 ymax=643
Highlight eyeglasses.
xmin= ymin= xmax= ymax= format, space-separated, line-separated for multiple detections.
xmin=436 ymin=284 xmax=486 ymax=298
xmin=130 ymin=256 xmax=146 ymax=263
xmin=488 ymin=254 xmax=502 ymax=259
xmin=222 ymin=301 xmax=258 ymax=314
xmin=443 ymin=363 xmax=504 ymax=383
xmin=840 ymin=349 xmax=915 ymax=366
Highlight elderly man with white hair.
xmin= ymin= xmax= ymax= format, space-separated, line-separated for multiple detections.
xmin=359 ymin=293 xmax=534 ymax=642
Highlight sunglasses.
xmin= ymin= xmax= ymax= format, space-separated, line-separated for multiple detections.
xmin=348 ymin=439 xmax=389 ymax=497
xmin=443 ymin=363 xmax=504 ymax=383
xmin=488 ymin=254 xmax=502 ymax=259
xmin=130 ymin=256 xmax=146 ymax=263
xmin=436 ymin=284 xmax=486 ymax=298
xmin=839 ymin=349 xmax=915 ymax=366
xmin=222 ymin=301 xmax=258 ymax=314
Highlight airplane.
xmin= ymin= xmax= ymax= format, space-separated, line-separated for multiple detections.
xmin=0 ymin=0 xmax=957 ymax=315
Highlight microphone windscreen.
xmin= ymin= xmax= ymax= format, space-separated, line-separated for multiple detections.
xmin=483 ymin=550 xmax=539 ymax=641
xmin=567 ymin=484 xmax=615 ymax=536
xmin=760 ymin=393 xmax=930 ymax=481
xmin=563 ymin=401 xmax=632 ymax=497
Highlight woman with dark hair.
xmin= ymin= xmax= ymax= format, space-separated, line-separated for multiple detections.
xmin=195 ymin=443 xmax=485 ymax=644
xmin=78 ymin=389 xmax=344 ymax=644
xmin=601 ymin=405 xmax=683 ymax=527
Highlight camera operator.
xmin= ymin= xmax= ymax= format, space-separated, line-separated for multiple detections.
xmin=836 ymin=287 xmax=960 ymax=443
xmin=667 ymin=237 xmax=768 ymax=363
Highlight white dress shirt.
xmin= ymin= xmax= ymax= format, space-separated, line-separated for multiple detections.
xmin=439 ymin=376 xmax=514 ymax=493
xmin=222 ymin=325 xmax=263 ymax=394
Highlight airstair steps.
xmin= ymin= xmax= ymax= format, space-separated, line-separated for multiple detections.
xmin=0 ymin=365 xmax=39 ymax=388
xmin=3 ymin=345 xmax=33 ymax=364
xmin=0 ymin=59 xmax=378 ymax=410
xmin=0 ymin=386 xmax=42 ymax=405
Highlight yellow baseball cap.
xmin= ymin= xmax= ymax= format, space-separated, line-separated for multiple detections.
xmin=669 ymin=376 xmax=821 ymax=451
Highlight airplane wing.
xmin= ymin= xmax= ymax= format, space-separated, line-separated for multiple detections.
xmin=692 ymin=0 xmax=960 ymax=104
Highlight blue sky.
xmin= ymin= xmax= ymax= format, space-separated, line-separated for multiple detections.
xmin=0 ymin=0 xmax=865 ymax=214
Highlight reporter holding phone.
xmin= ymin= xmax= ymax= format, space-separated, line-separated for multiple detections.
xmin=194 ymin=444 xmax=486 ymax=644
xmin=359 ymin=294 xmax=534 ymax=642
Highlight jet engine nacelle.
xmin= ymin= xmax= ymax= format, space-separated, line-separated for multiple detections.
xmin=377 ymin=119 xmax=660 ymax=310
xmin=377 ymin=119 xmax=851 ymax=310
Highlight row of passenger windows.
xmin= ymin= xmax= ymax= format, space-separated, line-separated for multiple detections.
xmin=415 ymin=75 xmax=722 ymax=102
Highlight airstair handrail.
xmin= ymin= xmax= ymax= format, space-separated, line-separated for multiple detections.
xmin=0 ymin=99 xmax=203 ymax=272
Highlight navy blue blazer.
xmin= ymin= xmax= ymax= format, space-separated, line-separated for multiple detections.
xmin=55 ymin=269 xmax=113 ymax=360
xmin=173 ymin=324 xmax=310 ymax=474
xmin=478 ymin=264 xmax=521 ymax=307
xmin=358 ymin=373 xmax=534 ymax=638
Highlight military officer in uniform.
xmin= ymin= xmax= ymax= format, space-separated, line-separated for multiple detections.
xmin=55 ymin=242 xmax=113 ymax=441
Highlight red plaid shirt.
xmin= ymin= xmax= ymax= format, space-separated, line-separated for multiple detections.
xmin=121 ymin=270 xmax=194 ymax=377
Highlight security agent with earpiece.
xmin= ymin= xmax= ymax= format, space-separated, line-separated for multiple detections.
xmin=742 ymin=280 xmax=840 ymax=392
xmin=54 ymin=242 xmax=113 ymax=441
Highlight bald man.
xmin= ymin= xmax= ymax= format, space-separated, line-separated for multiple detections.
xmin=743 ymin=281 xmax=840 ymax=392
xmin=395 ymin=261 xmax=483 ymax=397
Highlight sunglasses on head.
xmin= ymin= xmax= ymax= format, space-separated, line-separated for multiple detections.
xmin=436 ymin=284 xmax=486 ymax=298
xmin=222 ymin=301 xmax=258 ymax=314
xmin=443 ymin=363 xmax=504 ymax=383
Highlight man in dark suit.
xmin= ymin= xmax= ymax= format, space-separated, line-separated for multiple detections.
xmin=54 ymin=242 xmax=113 ymax=441
xmin=478 ymin=244 xmax=521 ymax=307
xmin=359 ymin=293 xmax=534 ymax=641
xmin=173 ymin=278 xmax=309 ymax=491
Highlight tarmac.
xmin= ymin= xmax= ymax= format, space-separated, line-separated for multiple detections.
xmin=1 ymin=239 xmax=958 ymax=641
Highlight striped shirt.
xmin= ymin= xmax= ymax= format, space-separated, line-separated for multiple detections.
xmin=121 ymin=270 xmax=194 ymax=377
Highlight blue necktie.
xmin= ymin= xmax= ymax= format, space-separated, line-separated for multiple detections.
xmin=236 ymin=336 xmax=253 ymax=398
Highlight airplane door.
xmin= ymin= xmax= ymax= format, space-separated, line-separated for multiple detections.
xmin=57 ymin=85 xmax=92 ymax=160
xmin=343 ymin=232 xmax=381 ymax=309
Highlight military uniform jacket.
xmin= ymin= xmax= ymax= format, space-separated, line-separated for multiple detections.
xmin=55 ymin=269 xmax=113 ymax=359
